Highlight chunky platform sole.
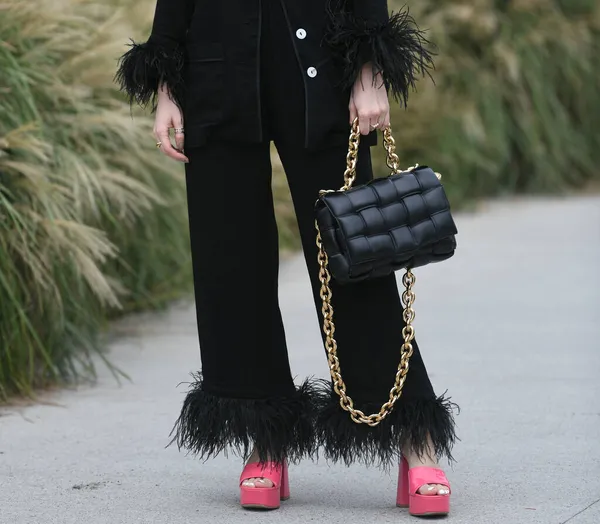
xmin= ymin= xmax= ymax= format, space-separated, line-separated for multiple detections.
xmin=397 ymin=456 xmax=451 ymax=517
xmin=239 ymin=461 xmax=289 ymax=510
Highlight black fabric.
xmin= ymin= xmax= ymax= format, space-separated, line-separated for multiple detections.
xmin=316 ymin=166 xmax=458 ymax=283
xmin=172 ymin=0 xmax=457 ymax=468
xmin=114 ymin=0 xmax=435 ymax=151
xmin=176 ymin=0 xmax=380 ymax=150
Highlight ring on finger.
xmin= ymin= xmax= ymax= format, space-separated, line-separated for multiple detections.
xmin=370 ymin=121 xmax=381 ymax=129
xmin=156 ymin=141 xmax=162 ymax=148
xmin=174 ymin=127 xmax=185 ymax=134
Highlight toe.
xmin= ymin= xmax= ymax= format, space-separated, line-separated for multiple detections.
xmin=417 ymin=484 xmax=450 ymax=496
xmin=437 ymin=484 xmax=450 ymax=496
xmin=418 ymin=484 xmax=438 ymax=496
xmin=242 ymin=477 xmax=274 ymax=489
xmin=254 ymin=478 xmax=274 ymax=488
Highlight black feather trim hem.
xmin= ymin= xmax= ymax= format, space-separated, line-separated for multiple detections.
xmin=168 ymin=373 xmax=319 ymax=465
xmin=322 ymin=1 xmax=435 ymax=106
xmin=114 ymin=38 xmax=185 ymax=113
xmin=315 ymin=381 xmax=459 ymax=470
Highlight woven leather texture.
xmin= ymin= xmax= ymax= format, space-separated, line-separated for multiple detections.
xmin=315 ymin=166 xmax=457 ymax=283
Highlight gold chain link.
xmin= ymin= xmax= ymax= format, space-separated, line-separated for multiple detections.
xmin=314 ymin=118 xmax=417 ymax=426
xmin=383 ymin=125 xmax=401 ymax=175
xmin=315 ymin=225 xmax=416 ymax=426
xmin=339 ymin=122 xmax=359 ymax=190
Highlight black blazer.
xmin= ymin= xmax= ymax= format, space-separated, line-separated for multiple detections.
xmin=115 ymin=0 xmax=432 ymax=151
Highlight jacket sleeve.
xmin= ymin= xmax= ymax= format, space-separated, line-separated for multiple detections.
xmin=114 ymin=0 xmax=195 ymax=113
xmin=322 ymin=0 xmax=434 ymax=106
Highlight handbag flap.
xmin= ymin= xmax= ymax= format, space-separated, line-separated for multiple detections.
xmin=318 ymin=167 xmax=457 ymax=268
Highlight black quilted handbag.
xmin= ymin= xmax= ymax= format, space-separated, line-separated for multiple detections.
xmin=314 ymin=117 xmax=458 ymax=426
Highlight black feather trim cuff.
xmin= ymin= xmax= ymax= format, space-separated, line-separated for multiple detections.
xmin=168 ymin=373 xmax=319 ymax=465
xmin=315 ymin=381 xmax=459 ymax=470
xmin=322 ymin=1 xmax=435 ymax=106
xmin=114 ymin=38 xmax=185 ymax=113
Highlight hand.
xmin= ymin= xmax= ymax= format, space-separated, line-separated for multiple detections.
xmin=154 ymin=83 xmax=189 ymax=163
xmin=349 ymin=62 xmax=391 ymax=136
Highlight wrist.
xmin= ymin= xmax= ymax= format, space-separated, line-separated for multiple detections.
xmin=158 ymin=81 xmax=171 ymax=98
xmin=360 ymin=61 xmax=383 ymax=78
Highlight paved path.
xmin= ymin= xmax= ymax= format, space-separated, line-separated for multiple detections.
xmin=2 ymin=195 xmax=599 ymax=524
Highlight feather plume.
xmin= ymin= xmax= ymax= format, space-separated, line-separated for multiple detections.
xmin=114 ymin=39 xmax=185 ymax=113
xmin=168 ymin=373 xmax=320 ymax=465
xmin=314 ymin=379 xmax=459 ymax=470
xmin=323 ymin=1 xmax=436 ymax=106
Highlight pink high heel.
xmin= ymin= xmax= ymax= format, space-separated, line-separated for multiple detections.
xmin=397 ymin=456 xmax=451 ymax=517
xmin=239 ymin=461 xmax=290 ymax=510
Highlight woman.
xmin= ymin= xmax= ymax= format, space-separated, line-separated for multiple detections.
xmin=116 ymin=0 xmax=458 ymax=517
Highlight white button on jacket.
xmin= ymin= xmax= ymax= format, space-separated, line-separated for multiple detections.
xmin=307 ymin=66 xmax=317 ymax=78
xmin=295 ymin=28 xmax=306 ymax=39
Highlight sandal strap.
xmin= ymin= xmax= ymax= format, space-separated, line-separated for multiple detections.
xmin=239 ymin=462 xmax=282 ymax=487
xmin=408 ymin=466 xmax=451 ymax=494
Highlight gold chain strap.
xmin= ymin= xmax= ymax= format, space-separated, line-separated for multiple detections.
xmin=314 ymin=118 xmax=418 ymax=426
xmin=339 ymin=118 xmax=404 ymax=191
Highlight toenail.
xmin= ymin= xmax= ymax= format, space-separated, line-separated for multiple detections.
xmin=427 ymin=486 xmax=435 ymax=491
xmin=439 ymin=489 xmax=449 ymax=495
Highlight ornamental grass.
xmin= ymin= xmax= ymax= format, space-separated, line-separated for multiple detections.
xmin=0 ymin=0 xmax=191 ymax=399
xmin=1 ymin=0 xmax=598 ymax=398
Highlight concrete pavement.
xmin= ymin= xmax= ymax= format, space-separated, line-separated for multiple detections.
xmin=1 ymin=195 xmax=599 ymax=524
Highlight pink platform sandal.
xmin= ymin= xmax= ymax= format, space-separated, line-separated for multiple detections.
xmin=239 ymin=461 xmax=290 ymax=510
xmin=396 ymin=456 xmax=451 ymax=517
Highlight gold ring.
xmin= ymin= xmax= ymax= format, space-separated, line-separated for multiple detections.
xmin=156 ymin=141 xmax=162 ymax=149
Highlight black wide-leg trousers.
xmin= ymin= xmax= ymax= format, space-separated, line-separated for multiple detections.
xmin=171 ymin=0 xmax=457 ymax=467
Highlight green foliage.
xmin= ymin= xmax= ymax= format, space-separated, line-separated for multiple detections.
xmin=2 ymin=0 xmax=598 ymax=398
xmin=372 ymin=0 xmax=600 ymax=204
xmin=0 ymin=0 xmax=192 ymax=399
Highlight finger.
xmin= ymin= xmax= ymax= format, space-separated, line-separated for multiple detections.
xmin=174 ymin=130 xmax=185 ymax=154
xmin=382 ymin=109 xmax=391 ymax=128
xmin=173 ymin=115 xmax=186 ymax=153
xmin=374 ymin=104 xmax=387 ymax=129
xmin=157 ymin=127 xmax=188 ymax=163
xmin=349 ymin=95 xmax=357 ymax=125
xmin=358 ymin=110 xmax=375 ymax=136
xmin=364 ymin=113 xmax=379 ymax=134
xmin=370 ymin=116 xmax=381 ymax=132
